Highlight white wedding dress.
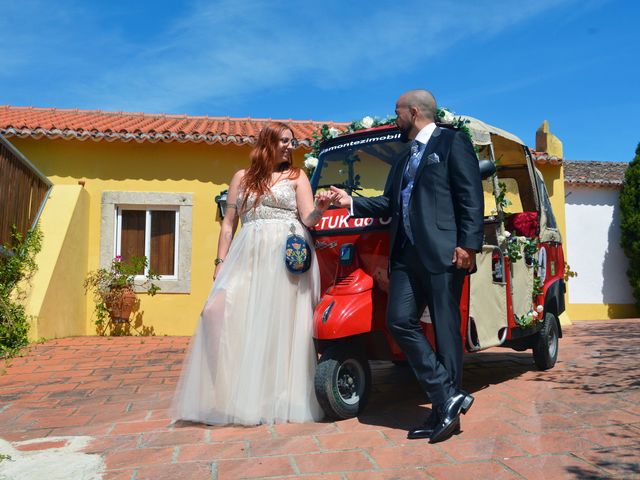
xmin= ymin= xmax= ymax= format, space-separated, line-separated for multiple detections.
xmin=171 ymin=179 xmax=323 ymax=425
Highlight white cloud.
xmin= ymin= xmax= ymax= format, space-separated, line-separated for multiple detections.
xmin=1 ymin=0 xmax=583 ymax=112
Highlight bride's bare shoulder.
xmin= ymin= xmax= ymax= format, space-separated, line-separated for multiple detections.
xmin=230 ymin=169 xmax=246 ymax=185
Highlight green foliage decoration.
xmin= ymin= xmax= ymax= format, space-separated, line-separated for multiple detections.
xmin=495 ymin=181 xmax=513 ymax=212
xmin=499 ymin=234 xmax=545 ymax=328
xmin=0 ymin=226 xmax=43 ymax=358
xmin=619 ymin=142 xmax=640 ymax=312
xmin=304 ymin=108 xmax=474 ymax=173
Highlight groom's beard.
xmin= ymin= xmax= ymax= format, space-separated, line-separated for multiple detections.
xmin=398 ymin=125 xmax=411 ymax=143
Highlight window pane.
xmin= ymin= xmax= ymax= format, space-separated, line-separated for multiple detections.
xmin=151 ymin=211 xmax=176 ymax=275
xmin=121 ymin=210 xmax=145 ymax=274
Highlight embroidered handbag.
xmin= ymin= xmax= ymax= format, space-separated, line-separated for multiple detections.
xmin=285 ymin=223 xmax=312 ymax=274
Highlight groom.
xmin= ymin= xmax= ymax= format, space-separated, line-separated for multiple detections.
xmin=330 ymin=89 xmax=484 ymax=443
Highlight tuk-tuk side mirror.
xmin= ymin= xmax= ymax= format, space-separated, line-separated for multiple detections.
xmin=479 ymin=160 xmax=496 ymax=180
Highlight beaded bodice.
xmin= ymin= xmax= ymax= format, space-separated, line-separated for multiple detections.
xmin=239 ymin=179 xmax=298 ymax=224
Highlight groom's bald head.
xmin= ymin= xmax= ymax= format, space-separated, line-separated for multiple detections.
xmin=400 ymin=89 xmax=438 ymax=122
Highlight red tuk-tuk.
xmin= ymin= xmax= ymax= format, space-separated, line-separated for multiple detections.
xmin=309 ymin=119 xmax=565 ymax=419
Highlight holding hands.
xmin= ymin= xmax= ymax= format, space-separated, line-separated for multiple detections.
xmin=328 ymin=186 xmax=351 ymax=208
xmin=314 ymin=189 xmax=336 ymax=213
xmin=312 ymin=186 xmax=351 ymax=210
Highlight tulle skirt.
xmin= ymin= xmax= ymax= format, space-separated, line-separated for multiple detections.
xmin=171 ymin=219 xmax=323 ymax=425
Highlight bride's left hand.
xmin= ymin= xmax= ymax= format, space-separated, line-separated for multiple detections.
xmin=314 ymin=190 xmax=334 ymax=212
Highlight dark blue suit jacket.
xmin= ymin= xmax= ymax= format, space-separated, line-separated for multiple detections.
xmin=353 ymin=126 xmax=484 ymax=273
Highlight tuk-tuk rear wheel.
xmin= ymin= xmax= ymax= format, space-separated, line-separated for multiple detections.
xmin=314 ymin=345 xmax=371 ymax=420
xmin=532 ymin=312 xmax=559 ymax=370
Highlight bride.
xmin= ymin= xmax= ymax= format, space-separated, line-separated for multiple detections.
xmin=171 ymin=122 xmax=334 ymax=425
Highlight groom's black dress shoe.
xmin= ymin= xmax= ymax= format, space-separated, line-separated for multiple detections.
xmin=408 ymin=410 xmax=461 ymax=439
xmin=407 ymin=411 xmax=438 ymax=439
xmin=429 ymin=390 xmax=474 ymax=444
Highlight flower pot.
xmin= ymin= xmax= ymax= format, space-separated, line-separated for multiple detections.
xmin=106 ymin=287 xmax=136 ymax=323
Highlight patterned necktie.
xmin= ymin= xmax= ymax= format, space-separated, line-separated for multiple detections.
xmin=399 ymin=140 xmax=423 ymax=244
xmin=403 ymin=140 xmax=422 ymax=187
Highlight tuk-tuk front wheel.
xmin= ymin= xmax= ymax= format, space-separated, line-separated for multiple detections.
xmin=532 ymin=312 xmax=559 ymax=370
xmin=315 ymin=345 xmax=371 ymax=420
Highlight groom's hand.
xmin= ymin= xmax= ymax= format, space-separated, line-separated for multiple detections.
xmin=452 ymin=247 xmax=476 ymax=272
xmin=329 ymin=186 xmax=351 ymax=209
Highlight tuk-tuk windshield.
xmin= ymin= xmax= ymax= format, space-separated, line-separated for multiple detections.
xmin=312 ymin=129 xmax=410 ymax=197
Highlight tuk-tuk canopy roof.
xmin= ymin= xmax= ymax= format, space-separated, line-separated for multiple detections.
xmin=441 ymin=110 xmax=525 ymax=146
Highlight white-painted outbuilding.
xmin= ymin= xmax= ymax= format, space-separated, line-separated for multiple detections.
xmin=563 ymin=161 xmax=636 ymax=319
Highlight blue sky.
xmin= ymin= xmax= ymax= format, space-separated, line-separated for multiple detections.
xmin=1 ymin=0 xmax=637 ymax=162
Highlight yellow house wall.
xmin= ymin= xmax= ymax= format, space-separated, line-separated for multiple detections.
xmin=567 ymin=304 xmax=637 ymax=320
xmin=11 ymin=134 xmax=629 ymax=336
xmin=10 ymin=137 xmax=308 ymax=336
xmin=24 ymin=185 xmax=89 ymax=339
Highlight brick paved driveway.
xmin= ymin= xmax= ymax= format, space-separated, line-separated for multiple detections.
xmin=0 ymin=319 xmax=638 ymax=479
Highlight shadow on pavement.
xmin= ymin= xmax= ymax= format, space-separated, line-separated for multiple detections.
xmin=356 ymin=350 xmax=535 ymax=430
xmin=535 ymin=320 xmax=640 ymax=395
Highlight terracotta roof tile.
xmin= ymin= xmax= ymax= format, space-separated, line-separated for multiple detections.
xmin=0 ymin=106 xmax=347 ymax=147
xmin=530 ymin=150 xmax=562 ymax=165
xmin=564 ymin=160 xmax=628 ymax=188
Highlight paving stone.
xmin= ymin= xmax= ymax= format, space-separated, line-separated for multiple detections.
xmin=366 ymin=444 xmax=450 ymax=469
xmin=248 ymin=436 xmax=320 ymax=456
xmin=216 ymin=456 xmax=295 ymax=479
xmin=0 ymin=319 xmax=636 ymax=479
xmin=110 ymin=419 xmax=170 ymax=434
xmin=105 ymin=446 xmax=174 ymax=469
xmin=135 ymin=461 xmax=213 ymax=480
xmin=505 ymin=430 xmax=602 ymax=455
xmin=177 ymin=442 xmax=248 ymax=461
xmin=139 ymin=429 xmax=207 ymax=448
xmin=426 ymin=460 xmax=521 ymax=479
xmin=346 ymin=470 xmax=431 ymax=479
xmin=315 ymin=430 xmax=391 ymax=450
xmin=573 ymin=445 xmax=640 ymax=478
xmin=293 ymin=450 xmax=375 ymax=473
xmin=502 ymin=454 xmax=609 ymax=479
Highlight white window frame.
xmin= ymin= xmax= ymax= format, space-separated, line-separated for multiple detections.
xmin=100 ymin=192 xmax=193 ymax=294
xmin=114 ymin=206 xmax=180 ymax=281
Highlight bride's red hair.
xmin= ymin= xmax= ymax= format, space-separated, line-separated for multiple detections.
xmin=240 ymin=122 xmax=301 ymax=211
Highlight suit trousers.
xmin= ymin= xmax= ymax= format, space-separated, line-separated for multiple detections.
xmin=387 ymin=241 xmax=466 ymax=407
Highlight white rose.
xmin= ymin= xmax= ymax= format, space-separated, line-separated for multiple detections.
xmin=361 ymin=116 xmax=374 ymax=128
xmin=304 ymin=157 xmax=318 ymax=170
xmin=504 ymin=230 xmax=511 ymax=238
xmin=328 ymin=127 xmax=341 ymax=138
xmin=536 ymin=305 xmax=544 ymax=313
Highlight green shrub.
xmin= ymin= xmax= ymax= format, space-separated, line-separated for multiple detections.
xmin=619 ymin=143 xmax=640 ymax=312
xmin=0 ymin=226 xmax=42 ymax=358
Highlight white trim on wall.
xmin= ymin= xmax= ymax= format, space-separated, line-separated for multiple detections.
xmin=100 ymin=191 xmax=193 ymax=294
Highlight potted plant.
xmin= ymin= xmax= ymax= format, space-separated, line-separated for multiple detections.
xmin=84 ymin=256 xmax=160 ymax=333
